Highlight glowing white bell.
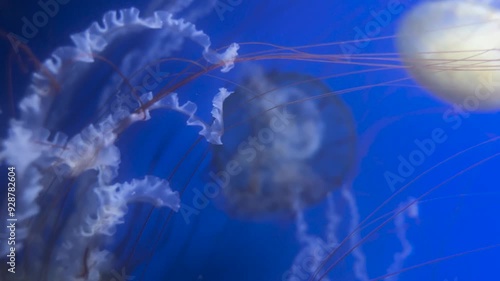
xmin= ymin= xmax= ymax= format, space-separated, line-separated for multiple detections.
xmin=397 ymin=0 xmax=500 ymax=110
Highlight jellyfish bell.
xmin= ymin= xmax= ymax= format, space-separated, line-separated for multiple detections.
xmin=0 ymin=5 xmax=240 ymax=281
xmin=396 ymin=0 xmax=500 ymax=110
xmin=3 ymin=1 xmax=490 ymax=280
xmin=211 ymin=66 xmax=357 ymax=219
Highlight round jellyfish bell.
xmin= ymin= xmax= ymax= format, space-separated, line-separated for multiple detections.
xmin=212 ymin=66 xmax=357 ymax=218
xmin=396 ymin=0 xmax=500 ymax=110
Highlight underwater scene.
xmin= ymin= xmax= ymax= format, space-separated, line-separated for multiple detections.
xmin=0 ymin=0 xmax=499 ymax=280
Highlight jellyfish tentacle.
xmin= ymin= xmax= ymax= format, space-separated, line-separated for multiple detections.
xmin=0 ymin=5 xmax=239 ymax=281
xmin=150 ymin=87 xmax=233 ymax=145
xmin=397 ymin=0 xmax=500 ymax=110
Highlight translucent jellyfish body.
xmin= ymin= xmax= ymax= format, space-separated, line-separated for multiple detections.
xmin=396 ymin=0 xmax=500 ymax=110
xmin=212 ymin=67 xmax=357 ymax=218
xmin=0 ymin=5 xmax=237 ymax=281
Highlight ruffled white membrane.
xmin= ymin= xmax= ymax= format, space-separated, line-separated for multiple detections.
xmin=397 ymin=0 xmax=500 ymax=110
xmin=0 ymin=6 xmax=237 ymax=281
xmin=150 ymin=87 xmax=233 ymax=144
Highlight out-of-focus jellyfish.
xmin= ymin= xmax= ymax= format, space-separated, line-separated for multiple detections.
xmin=396 ymin=0 xmax=500 ymax=110
xmin=212 ymin=65 xmax=357 ymax=218
xmin=1 ymin=1 xmax=498 ymax=281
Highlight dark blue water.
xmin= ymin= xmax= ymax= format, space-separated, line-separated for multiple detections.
xmin=0 ymin=1 xmax=499 ymax=281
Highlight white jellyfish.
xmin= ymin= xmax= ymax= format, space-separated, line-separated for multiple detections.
xmin=396 ymin=0 xmax=500 ymax=110
xmin=0 ymin=6 xmax=238 ymax=281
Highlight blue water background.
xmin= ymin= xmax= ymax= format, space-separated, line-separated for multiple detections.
xmin=1 ymin=0 xmax=499 ymax=280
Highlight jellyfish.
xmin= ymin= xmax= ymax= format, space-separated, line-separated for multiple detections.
xmin=396 ymin=0 xmax=500 ymax=110
xmin=0 ymin=2 xmax=239 ymax=280
xmin=211 ymin=65 xmax=357 ymax=218
xmin=0 ymin=1 xmax=499 ymax=281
